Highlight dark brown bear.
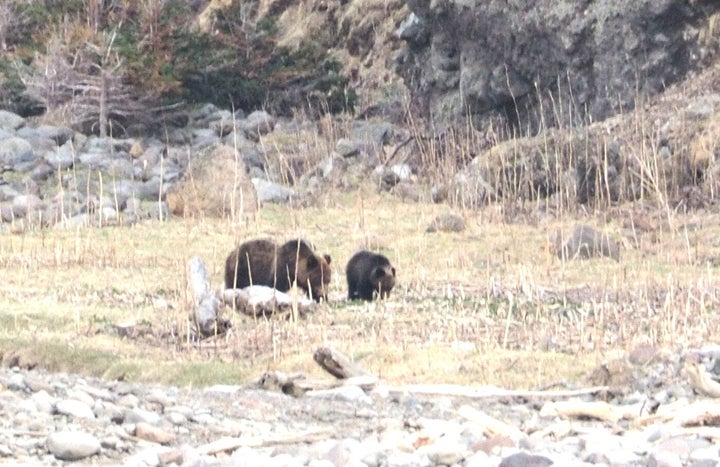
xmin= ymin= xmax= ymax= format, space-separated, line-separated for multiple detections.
xmin=346 ymin=250 xmax=396 ymax=301
xmin=225 ymin=239 xmax=332 ymax=301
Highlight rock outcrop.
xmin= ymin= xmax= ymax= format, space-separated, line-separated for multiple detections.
xmin=395 ymin=0 xmax=720 ymax=132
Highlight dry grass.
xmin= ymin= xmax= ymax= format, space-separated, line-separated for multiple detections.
xmin=1 ymin=184 xmax=718 ymax=389
xmin=8 ymin=68 xmax=720 ymax=388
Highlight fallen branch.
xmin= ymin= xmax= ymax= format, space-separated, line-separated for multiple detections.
xmin=539 ymin=399 xmax=646 ymax=423
xmin=313 ymin=347 xmax=372 ymax=379
xmin=634 ymin=399 xmax=720 ymax=428
xmin=675 ymin=426 xmax=720 ymax=440
xmin=258 ymin=370 xmax=377 ymax=397
xmin=457 ymin=405 xmax=526 ymax=442
xmin=684 ymin=359 xmax=720 ymax=398
xmin=195 ymin=429 xmax=333 ymax=456
xmin=383 ymin=384 xmax=609 ymax=400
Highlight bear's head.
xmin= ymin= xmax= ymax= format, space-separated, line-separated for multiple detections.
xmin=300 ymin=253 xmax=332 ymax=301
xmin=372 ymin=264 xmax=396 ymax=299
xmin=280 ymin=239 xmax=332 ymax=302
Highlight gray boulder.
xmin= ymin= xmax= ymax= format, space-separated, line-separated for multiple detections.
xmin=551 ymin=224 xmax=621 ymax=262
xmin=46 ymin=431 xmax=100 ymax=461
xmin=241 ymin=110 xmax=276 ymax=139
xmin=0 ymin=137 xmax=34 ymax=168
xmin=191 ymin=128 xmax=221 ymax=150
xmin=12 ymin=194 xmax=45 ymax=218
xmin=0 ymin=110 xmax=24 ymax=131
xmin=43 ymin=141 xmax=76 ymax=170
xmin=252 ymin=177 xmax=296 ymax=204
xmin=36 ymin=125 xmax=74 ymax=145
xmin=426 ymin=213 xmax=466 ymax=233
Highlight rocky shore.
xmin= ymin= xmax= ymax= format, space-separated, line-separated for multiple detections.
xmin=2 ymin=346 xmax=720 ymax=466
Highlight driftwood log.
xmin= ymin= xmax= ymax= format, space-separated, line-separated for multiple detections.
xmin=258 ymin=370 xmax=377 ymax=397
xmin=684 ymin=359 xmax=720 ymax=398
xmin=383 ymin=384 xmax=610 ymax=400
xmin=257 ymin=348 xmax=377 ymax=397
xmin=187 ymin=257 xmax=226 ymax=337
xmin=313 ymin=347 xmax=372 ymax=379
xmin=222 ymin=286 xmax=317 ymax=318
xmin=634 ymin=398 xmax=720 ymax=428
xmin=458 ymin=405 xmax=526 ymax=442
xmin=539 ymin=399 xmax=649 ymax=423
xmin=193 ymin=429 xmax=332 ymax=456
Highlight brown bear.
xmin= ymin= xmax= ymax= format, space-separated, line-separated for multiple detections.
xmin=346 ymin=250 xmax=396 ymax=301
xmin=225 ymin=238 xmax=332 ymax=301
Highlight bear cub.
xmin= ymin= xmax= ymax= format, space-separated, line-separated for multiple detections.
xmin=346 ymin=250 xmax=396 ymax=301
xmin=225 ymin=239 xmax=332 ymax=302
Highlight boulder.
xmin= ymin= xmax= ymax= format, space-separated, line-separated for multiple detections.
xmin=0 ymin=110 xmax=25 ymax=131
xmin=550 ymin=224 xmax=621 ymax=262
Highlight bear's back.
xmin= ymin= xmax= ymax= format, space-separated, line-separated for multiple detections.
xmin=225 ymin=239 xmax=278 ymax=289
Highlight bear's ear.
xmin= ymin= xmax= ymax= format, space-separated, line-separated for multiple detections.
xmin=306 ymin=256 xmax=319 ymax=269
xmin=324 ymin=254 xmax=331 ymax=265
xmin=391 ymin=267 xmax=396 ymax=277
xmin=372 ymin=267 xmax=386 ymax=279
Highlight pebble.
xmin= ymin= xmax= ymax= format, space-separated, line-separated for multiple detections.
xmin=0 ymin=364 xmax=719 ymax=466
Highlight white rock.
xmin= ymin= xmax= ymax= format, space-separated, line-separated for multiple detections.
xmin=418 ymin=437 xmax=468 ymax=465
xmin=648 ymin=450 xmax=683 ymax=467
xmin=54 ymin=399 xmax=95 ymax=419
xmin=323 ymin=438 xmax=362 ymax=466
xmin=46 ymin=431 xmax=101 ymax=461
xmin=464 ymin=450 xmax=493 ymax=467
xmin=123 ymin=407 xmax=160 ymax=425
xmin=67 ymin=388 xmax=95 ymax=406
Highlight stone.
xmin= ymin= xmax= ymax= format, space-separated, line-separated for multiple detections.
xmin=0 ymin=137 xmax=34 ymax=167
xmin=336 ymin=138 xmax=363 ymax=158
xmin=426 ymin=213 xmax=466 ymax=233
xmin=123 ymin=407 xmax=161 ymax=425
xmin=6 ymin=373 xmax=26 ymax=391
xmin=46 ymin=431 xmax=101 ymax=461
xmin=54 ymin=399 xmax=96 ymax=419
xmin=0 ymin=110 xmax=25 ymax=130
xmin=648 ymin=451 xmax=683 ymax=467
xmin=30 ymin=390 xmax=55 ymax=413
xmin=499 ymin=451 xmax=553 ymax=467
xmin=551 ymin=224 xmax=620 ymax=261
xmin=134 ymin=422 xmax=176 ymax=445
xmin=251 ymin=177 xmax=296 ymax=204
xmin=240 ymin=110 xmax=276 ymax=138
xmin=323 ymin=438 xmax=362 ymax=466
xmin=34 ymin=125 xmax=74 ymax=145
xmin=419 ymin=437 xmax=467 ymax=465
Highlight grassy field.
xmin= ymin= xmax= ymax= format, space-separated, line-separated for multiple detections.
xmin=0 ymin=187 xmax=718 ymax=389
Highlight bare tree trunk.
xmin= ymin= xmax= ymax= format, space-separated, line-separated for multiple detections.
xmin=99 ymin=69 xmax=107 ymax=137
xmin=187 ymin=256 xmax=222 ymax=337
xmin=88 ymin=0 xmax=101 ymax=35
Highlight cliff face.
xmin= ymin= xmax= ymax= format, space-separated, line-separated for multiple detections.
xmin=394 ymin=0 xmax=720 ymax=133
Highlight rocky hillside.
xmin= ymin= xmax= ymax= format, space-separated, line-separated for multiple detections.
xmin=3 ymin=1 xmax=719 ymax=133
xmin=2 ymin=0 xmax=720 ymax=218
xmin=395 ymin=0 xmax=720 ymax=133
